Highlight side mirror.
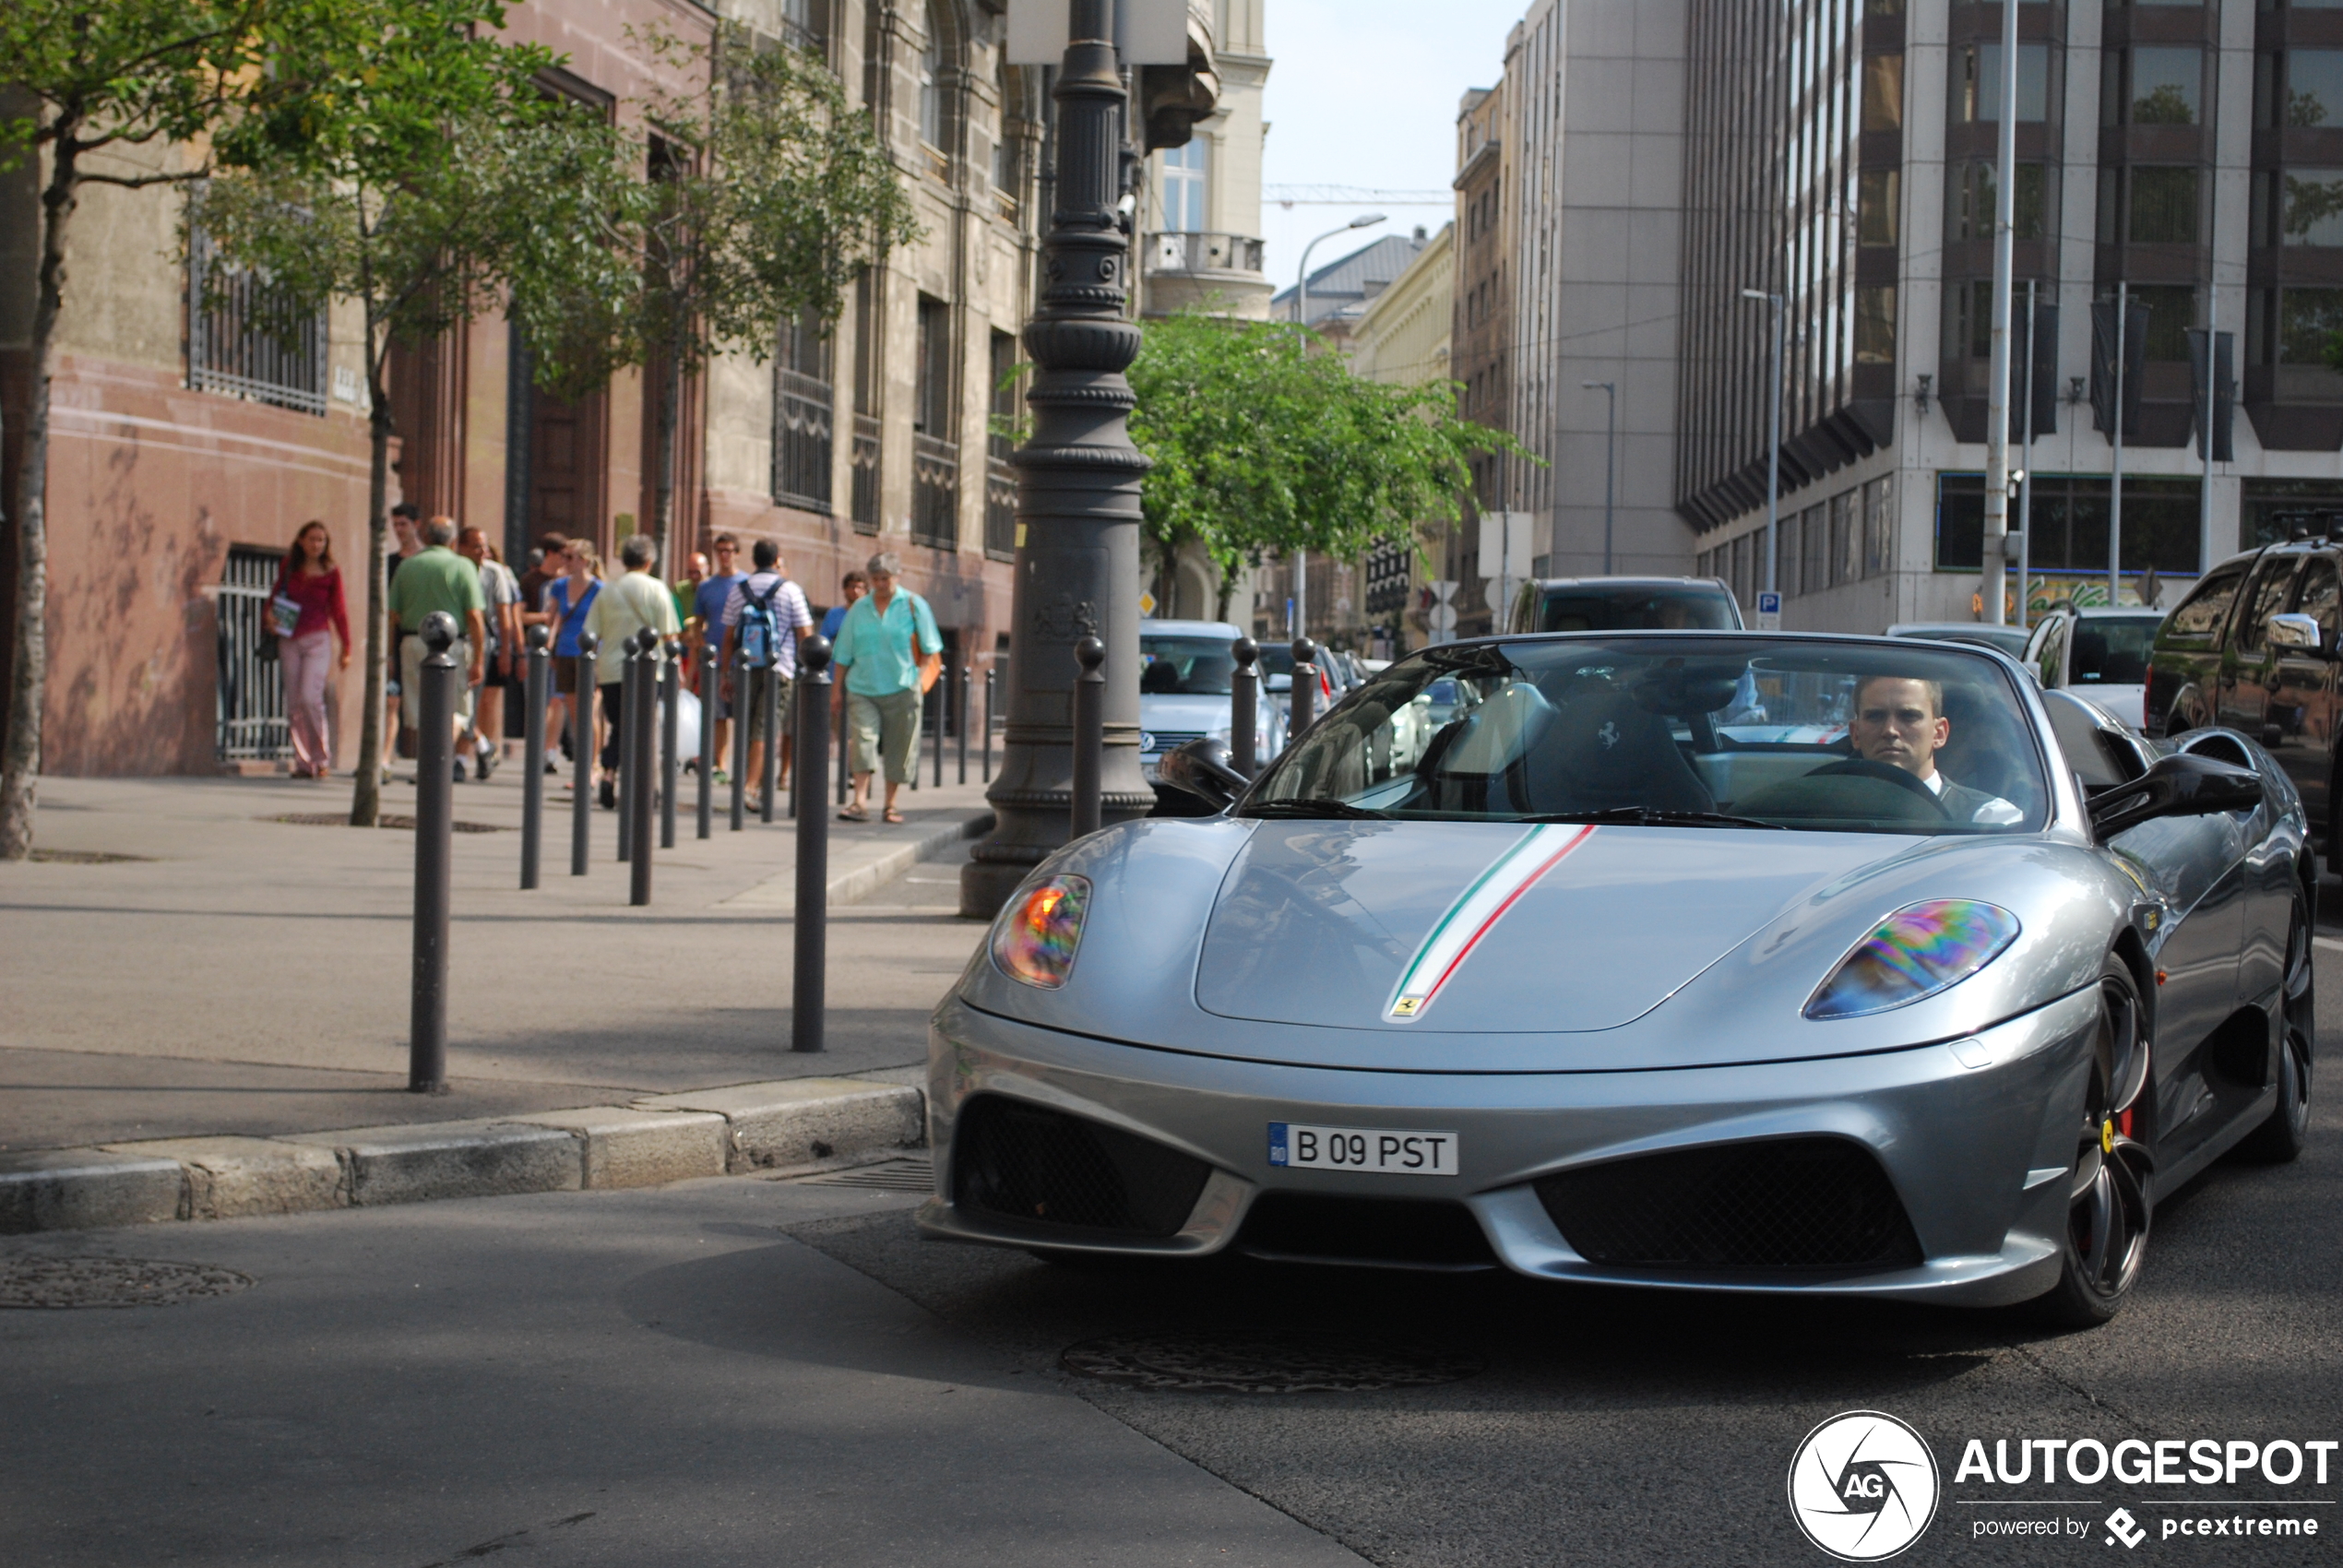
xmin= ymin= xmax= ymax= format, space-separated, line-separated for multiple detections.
xmin=2267 ymin=612 xmax=2325 ymax=653
xmin=2089 ymin=752 xmax=2263 ymax=840
xmin=1159 ymin=736 xmax=1250 ymax=811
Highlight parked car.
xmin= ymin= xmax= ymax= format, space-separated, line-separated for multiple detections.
xmin=1506 ymin=576 xmax=1743 ymax=634
xmin=1885 ymin=622 xmax=2035 ymax=658
xmin=1137 ymin=620 xmax=1286 ymax=785
xmin=2146 ymin=539 xmax=2343 ymax=855
xmin=2021 ymin=606 xmax=2166 ymax=731
xmin=936 ymin=630 xmax=2311 ymax=1325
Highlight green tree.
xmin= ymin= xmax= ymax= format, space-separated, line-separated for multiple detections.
xmin=1125 ymin=313 xmax=1528 ymax=620
xmin=195 ymin=1 xmax=626 ymax=826
xmin=517 ymin=21 xmax=922 ymax=551
xmin=0 ymin=0 xmax=327 ymax=858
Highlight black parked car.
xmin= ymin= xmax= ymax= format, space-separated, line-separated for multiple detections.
xmin=2146 ymin=539 xmax=2343 ymax=851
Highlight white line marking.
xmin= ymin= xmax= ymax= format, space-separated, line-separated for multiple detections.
xmin=2314 ymin=935 xmax=2343 ymax=956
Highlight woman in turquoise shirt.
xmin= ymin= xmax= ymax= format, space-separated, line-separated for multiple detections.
xmin=829 ymin=551 xmax=942 ymax=823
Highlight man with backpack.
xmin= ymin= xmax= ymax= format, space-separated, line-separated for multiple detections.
xmin=719 ymin=539 xmax=814 ymax=806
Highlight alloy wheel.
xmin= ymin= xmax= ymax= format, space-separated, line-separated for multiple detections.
xmin=2067 ymin=973 xmax=2154 ymax=1306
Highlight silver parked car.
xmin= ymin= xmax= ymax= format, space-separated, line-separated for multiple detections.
xmin=927 ymin=632 xmax=2312 ymax=1326
xmin=1136 ymin=621 xmax=1286 ymax=779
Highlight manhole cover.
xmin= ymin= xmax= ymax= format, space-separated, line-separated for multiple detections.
xmin=1062 ymin=1330 xmax=1481 ymax=1394
xmin=26 ymin=849 xmax=151 ymax=863
xmin=0 ymin=1255 xmax=256 ymax=1309
xmin=268 ymin=813 xmax=504 ymax=833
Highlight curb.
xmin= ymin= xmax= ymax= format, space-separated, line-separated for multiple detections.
xmin=825 ymin=812 xmax=990 ymax=907
xmin=1 ymin=1078 xmax=926 ymax=1237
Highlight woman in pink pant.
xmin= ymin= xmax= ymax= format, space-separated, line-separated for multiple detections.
xmin=273 ymin=521 xmax=351 ymax=778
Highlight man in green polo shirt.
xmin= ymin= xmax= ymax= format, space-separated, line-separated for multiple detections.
xmin=386 ymin=516 xmax=486 ymax=767
xmin=830 ymin=551 xmax=942 ymax=824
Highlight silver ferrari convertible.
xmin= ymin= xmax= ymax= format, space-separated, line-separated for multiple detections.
xmin=922 ymin=633 xmax=2314 ymax=1324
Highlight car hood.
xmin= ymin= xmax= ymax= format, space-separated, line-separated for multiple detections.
xmin=1137 ymin=694 xmax=1240 ymax=740
xmin=1195 ymin=822 xmax=1895 ymax=1033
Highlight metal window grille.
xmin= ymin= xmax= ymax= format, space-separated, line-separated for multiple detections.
xmin=217 ymin=546 xmax=291 ymax=759
xmin=850 ymin=414 xmax=883 ymax=534
xmin=911 ymin=433 xmax=960 ymax=550
xmin=187 ymin=227 xmax=327 ymax=416
xmin=774 ymin=368 xmax=835 ymax=512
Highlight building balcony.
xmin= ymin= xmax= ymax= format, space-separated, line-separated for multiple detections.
xmin=1142 ymin=232 xmax=1275 ymax=319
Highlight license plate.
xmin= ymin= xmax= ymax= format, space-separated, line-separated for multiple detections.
xmin=1267 ymin=1123 xmax=1460 ymax=1176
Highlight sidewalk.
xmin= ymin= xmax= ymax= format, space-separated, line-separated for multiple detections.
xmin=0 ymin=763 xmax=1002 ymax=1159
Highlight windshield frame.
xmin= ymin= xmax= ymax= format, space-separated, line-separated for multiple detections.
xmin=1231 ymin=630 xmax=2077 ymax=837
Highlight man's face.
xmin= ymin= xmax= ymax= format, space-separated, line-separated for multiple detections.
xmin=868 ymin=572 xmax=894 ymax=600
xmin=845 ymin=577 xmax=869 ymax=603
xmin=713 ymin=541 xmax=739 ymax=574
xmin=689 ymin=552 xmax=708 ymax=579
xmin=1850 ymin=679 xmax=1949 ymax=779
xmin=456 ymin=531 xmax=485 ymax=565
xmin=392 ymin=517 xmax=417 ymax=548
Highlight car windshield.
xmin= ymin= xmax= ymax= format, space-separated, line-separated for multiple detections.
xmin=1244 ymin=636 xmax=2052 ymax=835
xmin=1537 ymin=586 xmax=1737 ymax=632
xmin=1140 ymin=636 xmax=1236 ymax=695
xmin=2071 ymin=615 xmax=2159 ymax=685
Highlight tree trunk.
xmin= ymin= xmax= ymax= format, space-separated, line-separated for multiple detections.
xmin=1 ymin=128 xmax=80 ymax=861
xmin=347 ymin=372 xmax=393 ymax=827
xmin=652 ymin=315 xmax=682 ymax=564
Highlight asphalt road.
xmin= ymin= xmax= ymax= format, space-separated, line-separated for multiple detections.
xmin=2 ymin=956 xmax=2334 ymax=1568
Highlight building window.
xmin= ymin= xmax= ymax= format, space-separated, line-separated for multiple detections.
xmin=1959 ymin=43 xmax=2050 ymax=123
xmin=850 ymin=270 xmax=881 ymax=533
xmin=1160 ymin=138 xmax=1207 ymax=232
xmin=2258 ymin=287 xmax=2343 ymax=367
xmin=779 ymin=0 xmax=827 ymax=56
xmin=912 ymin=294 xmax=957 ymax=549
xmin=1862 ymin=53 xmax=1904 ymax=132
xmin=1858 ymin=169 xmax=1899 ymax=246
xmin=1938 ymin=473 xmax=2202 ymax=575
xmin=2271 ymin=169 xmax=2343 ymax=245
xmin=919 ymin=6 xmax=950 ymax=153
xmin=1855 ymin=287 xmax=1897 ymax=364
xmin=1831 ymin=491 xmax=1861 ymax=587
xmin=772 ymin=308 xmax=833 ymax=513
xmin=2131 ymin=285 xmax=2197 ymax=361
xmin=993 ymin=63 xmax=1021 ymax=195
xmin=185 ymin=223 xmax=327 ymax=416
xmin=986 ymin=328 xmax=1019 ymax=560
xmin=2128 ymin=166 xmax=2200 ymax=244
xmin=1949 ymin=161 xmax=2051 ymax=242
xmin=2110 ymin=47 xmax=2201 ymax=126
xmin=1800 ymin=503 xmax=1826 ymax=594
xmin=2279 ymin=49 xmax=2343 ymax=129
xmin=1863 ymin=477 xmax=1895 ymax=577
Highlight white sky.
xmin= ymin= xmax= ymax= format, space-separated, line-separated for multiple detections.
xmin=1255 ymin=0 xmax=1529 ymax=288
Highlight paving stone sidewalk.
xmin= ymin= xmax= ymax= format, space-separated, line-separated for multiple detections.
xmin=0 ymin=767 xmax=1001 ymax=1230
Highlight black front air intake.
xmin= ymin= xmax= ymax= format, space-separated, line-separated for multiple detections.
xmin=1534 ymin=1137 xmax=1922 ymax=1273
xmin=951 ymin=1096 xmax=1213 ymax=1239
xmin=1234 ymin=1193 xmax=1500 ymax=1271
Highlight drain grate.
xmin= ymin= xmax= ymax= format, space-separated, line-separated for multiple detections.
xmin=1062 ymin=1330 xmax=1482 ymax=1394
xmin=268 ymin=813 xmax=505 ymax=833
xmin=796 ymin=1156 xmax=934 ymax=1193
xmin=0 ymin=1255 xmax=256 ymax=1309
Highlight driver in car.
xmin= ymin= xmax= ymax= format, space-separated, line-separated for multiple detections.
xmin=1848 ymin=675 xmax=2023 ymax=826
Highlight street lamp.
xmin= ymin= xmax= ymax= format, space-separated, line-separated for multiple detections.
xmin=1582 ymin=381 xmax=1615 ymax=576
xmin=960 ymin=0 xmax=1155 ymax=919
xmin=1290 ymin=213 xmax=1384 ymax=639
xmin=1741 ymin=288 xmax=1784 ymax=608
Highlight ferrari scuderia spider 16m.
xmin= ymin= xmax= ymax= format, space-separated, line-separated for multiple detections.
xmin=924 ymin=633 xmax=2314 ymax=1324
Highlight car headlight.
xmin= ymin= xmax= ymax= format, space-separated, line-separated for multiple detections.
xmin=991 ymin=874 xmax=1091 ymax=990
xmin=1803 ymin=899 xmax=2021 ymax=1020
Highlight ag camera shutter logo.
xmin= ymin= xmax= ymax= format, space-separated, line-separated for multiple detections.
xmin=1788 ymin=1411 xmax=1941 ymax=1561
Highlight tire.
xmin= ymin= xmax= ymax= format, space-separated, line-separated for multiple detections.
xmin=2235 ymin=891 xmax=2314 ymax=1164
xmin=2031 ymin=956 xmax=2156 ymax=1329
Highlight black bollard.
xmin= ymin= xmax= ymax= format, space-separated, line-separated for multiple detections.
xmin=931 ymin=671 xmax=944 ymax=789
xmin=1290 ymin=636 xmax=1318 ymax=742
xmin=629 ymin=628 xmax=658 ymax=907
xmin=1231 ymin=636 xmax=1259 ymax=777
xmin=696 ymin=638 xmax=714 ymax=840
xmin=572 ymin=630 xmax=598 ymax=876
xmin=1071 ymin=635 xmax=1105 ymax=838
xmin=792 ymin=636 xmax=835 ymax=1053
xmin=759 ymin=658 xmax=780 ymax=825
xmin=410 ymin=612 xmax=458 ymax=1094
xmin=836 ymin=673 xmax=850 ymax=806
xmin=660 ymin=636 xmax=680 ymax=850
xmin=982 ymin=666 xmax=994 ymax=782
xmin=731 ymin=642 xmax=750 ymax=832
xmin=520 ymin=624 xmax=550 ymax=888
xmin=616 ymin=633 xmax=636 ymax=862
xmin=957 ymin=663 xmax=969 ymax=785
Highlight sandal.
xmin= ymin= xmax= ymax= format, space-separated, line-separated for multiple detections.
xmin=838 ymin=806 xmax=869 ymax=822
xmin=883 ymin=808 xmax=906 ymax=825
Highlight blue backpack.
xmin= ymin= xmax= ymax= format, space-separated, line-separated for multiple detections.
xmin=739 ymin=577 xmax=783 ymax=669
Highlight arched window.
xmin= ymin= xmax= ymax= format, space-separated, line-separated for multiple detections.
xmin=919 ymin=6 xmax=949 ymax=151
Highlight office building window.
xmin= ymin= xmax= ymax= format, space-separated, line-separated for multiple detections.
xmin=2110 ymin=47 xmax=2201 ymax=125
xmin=1863 ymin=53 xmax=1904 ymax=132
xmin=1801 ymin=504 xmax=1827 ymax=594
xmin=2132 ymin=285 xmax=2197 ymax=360
xmin=1959 ymin=43 xmax=2050 ymax=123
xmin=1160 ymin=139 xmax=1207 ymax=232
xmin=915 ymin=295 xmax=952 ymax=436
xmin=1950 ymin=161 xmax=2050 ymax=241
xmin=1858 ymin=169 xmax=1899 ymax=246
xmin=2278 ymin=50 xmax=2343 ymax=129
xmin=2128 ymin=166 xmax=2200 ymax=244
xmin=2274 ymin=169 xmax=2343 ymax=245
xmin=1855 ymin=287 xmax=1897 ymax=364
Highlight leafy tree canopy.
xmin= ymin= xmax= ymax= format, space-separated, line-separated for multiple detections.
xmin=1124 ymin=312 xmax=1530 ymax=611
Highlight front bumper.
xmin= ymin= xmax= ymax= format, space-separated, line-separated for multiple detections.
xmin=918 ymin=984 xmax=2102 ymax=1307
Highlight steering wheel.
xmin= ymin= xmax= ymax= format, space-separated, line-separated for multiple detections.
xmin=1806 ymin=757 xmax=1952 ymax=817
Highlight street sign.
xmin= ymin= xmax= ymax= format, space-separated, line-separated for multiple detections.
xmin=1008 ymin=0 xmax=1190 ymax=64
xmin=1755 ymin=590 xmax=1781 ymax=632
xmin=1138 ymin=590 xmax=1157 ymax=617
